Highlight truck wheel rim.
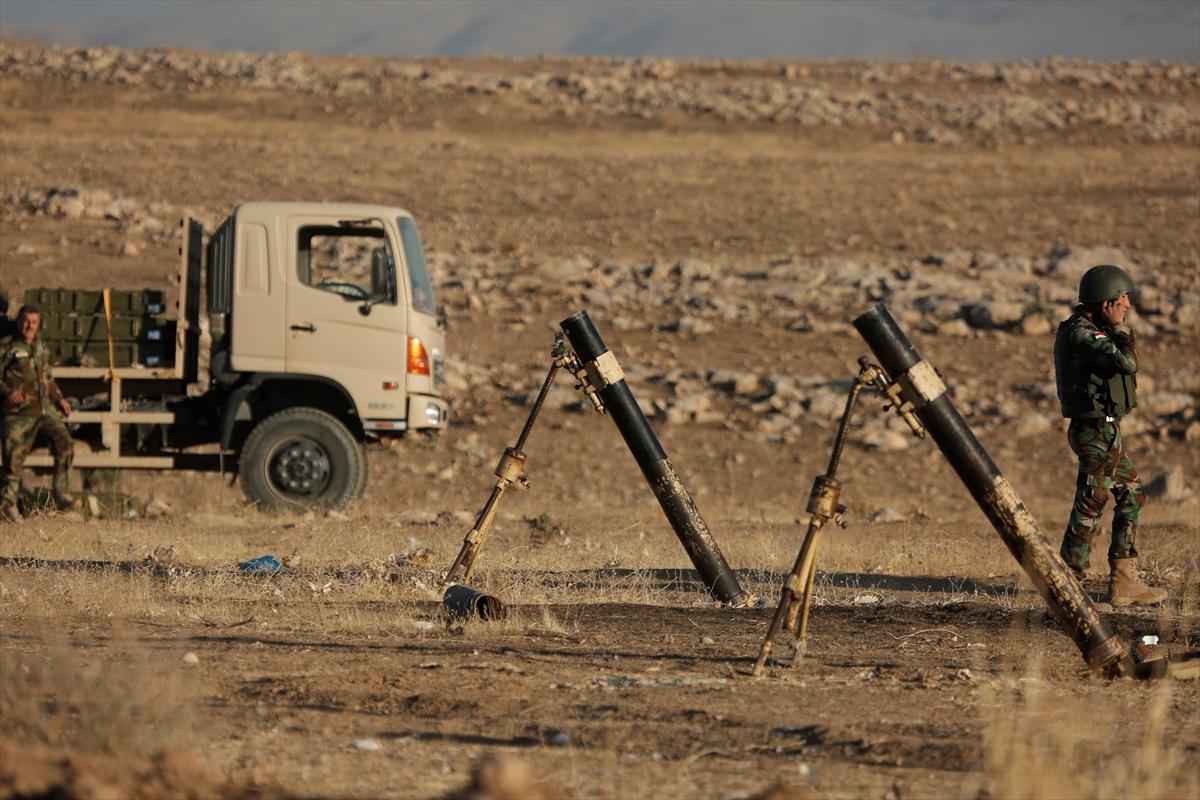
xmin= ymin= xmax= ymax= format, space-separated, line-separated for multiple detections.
xmin=267 ymin=437 xmax=333 ymax=498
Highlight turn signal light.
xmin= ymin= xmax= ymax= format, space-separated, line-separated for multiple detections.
xmin=407 ymin=336 xmax=430 ymax=376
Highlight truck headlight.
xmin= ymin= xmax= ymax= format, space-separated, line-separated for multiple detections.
xmin=425 ymin=403 xmax=441 ymax=425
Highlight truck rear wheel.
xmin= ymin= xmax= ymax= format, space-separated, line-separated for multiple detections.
xmin=240 ymin=407 xmax=365 ymax=512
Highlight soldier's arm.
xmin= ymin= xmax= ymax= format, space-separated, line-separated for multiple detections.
xmin=40 ymin=346 xmax=66 ymax=406
xmin=0 ymin=346 xmax=17 ymax=393
xmin=47 ymin=377 xmax=65 ymax=406
xmin=1072 ymin=324 xmax=1137 ymax=374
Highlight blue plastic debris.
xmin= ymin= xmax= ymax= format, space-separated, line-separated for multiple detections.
xmin=238 ymin=555 xmax=281 ymax=574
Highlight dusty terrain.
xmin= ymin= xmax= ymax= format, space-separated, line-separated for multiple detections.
xmin=1 ymin=43 xmax=1198 ymax=799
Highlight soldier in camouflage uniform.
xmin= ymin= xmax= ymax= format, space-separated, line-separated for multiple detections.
xmin=1054 ymin=265 xmax=1166 ymax=606
xmin=1 ymin=305 xmax=77 ymax=521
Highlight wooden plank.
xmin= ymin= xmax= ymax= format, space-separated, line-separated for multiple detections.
xmin=68 ymin=411 xmax=175 ymax=424
xmin=24 ymin=454 xmax=175 ymax=469
xmin=178 ymin=217 xmax=204 ymax=383
xmin=52 ymin=366 xmax=180 ymax=380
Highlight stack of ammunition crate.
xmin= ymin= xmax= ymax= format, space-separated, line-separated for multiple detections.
xmin=24 ymin=288 xmax=174 ymax=368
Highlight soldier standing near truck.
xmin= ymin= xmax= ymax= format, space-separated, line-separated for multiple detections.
xmin=1 ymin=305 xmax=78 ymax=521
xmin=1054 ymin=265 xmax=1167 ymax=607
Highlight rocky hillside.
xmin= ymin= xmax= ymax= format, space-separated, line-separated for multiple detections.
xmin=3 ymin=43 xmax=1198 ymax=145
xmin=1 ymin=41 xmax=1196 ymax=515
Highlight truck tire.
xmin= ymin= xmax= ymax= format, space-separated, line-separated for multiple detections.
xmin=240 ymin=407 xmax=365 ymax=512
xmin=354 ymin=440 xmax=370 ymax=500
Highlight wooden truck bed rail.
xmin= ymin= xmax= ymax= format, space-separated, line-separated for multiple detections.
xmin=27 ymin=218 xmax=205 ymax=471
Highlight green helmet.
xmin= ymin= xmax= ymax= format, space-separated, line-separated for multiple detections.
xmin=1078 ymin=264 xmax=1134 ymax=304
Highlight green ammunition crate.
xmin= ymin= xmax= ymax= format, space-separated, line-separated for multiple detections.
xmin=37 ymin=313 xmax=77 ymax=340
xmin=49 ymin=339 xmax=173 ymax=368
xmin=24 ymin=287 xmax=166 ymax=316
xmin=69 ymin=315 xmax=172 ymax=343
xmin=36 ymin=314 xmax=174 ymax=344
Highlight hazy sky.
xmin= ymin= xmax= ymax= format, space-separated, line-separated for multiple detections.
xmin=1 ymin=0 xmax=1197 ymax=61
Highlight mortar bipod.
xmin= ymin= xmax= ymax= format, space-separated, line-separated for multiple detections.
xmin=441 ymin=334 xmax=600 ymax=587
xmin=752 ymin=358 xmax=925 ymax=676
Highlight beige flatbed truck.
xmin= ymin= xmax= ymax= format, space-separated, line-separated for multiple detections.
xmin=24 ymin=202 xmax=448 ymax=511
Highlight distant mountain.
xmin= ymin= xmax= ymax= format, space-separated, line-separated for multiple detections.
xmin=2 ymin=0 xmax=1197 ymax=61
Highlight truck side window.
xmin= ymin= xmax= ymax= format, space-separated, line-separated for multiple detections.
xmin=297 ymin=226 xmax=394 ymax=304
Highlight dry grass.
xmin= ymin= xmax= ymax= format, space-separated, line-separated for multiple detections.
xmin=0 ymin=634 xmax=198 ymax=757
xmin=2 ymin=501 xmax=1194 ymax=617
xmin=978 ymin=663 xmax=1200 ymax=800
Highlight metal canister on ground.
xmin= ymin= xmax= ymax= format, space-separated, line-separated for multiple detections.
xmin=443 ymin=584 xmax=507 ymax=621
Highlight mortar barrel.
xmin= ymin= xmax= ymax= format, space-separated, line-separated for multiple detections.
xmin=560 ymin=310 xmax=747 ymax=606
xmin=853 ymin=303 xmax=1129 ymax=674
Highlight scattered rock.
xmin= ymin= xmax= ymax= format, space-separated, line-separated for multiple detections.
xmin=442 ymin=754 xmax=566 ymax=800
xmin=181 ymin=652 xmax=199 ymax=666
xmin=144 ymin=499 xmax=172 ymax=518
xmin=938 ymin=319 xmax=973 ymax=337
xmin=866 ymin=507 xmax=906 ymax=524
xmin=1015 ymin=413 xmax=1054 ymax=438
xmin=1018 ymin=314 xmax=1053 ymax=336
xmin=3 ymin=43 xmax=1193 ymax=146
xmin=861 ymin=427 xmax=911 ymax=452
xmin=1145 ymin=466 xmax=1192 ymax=501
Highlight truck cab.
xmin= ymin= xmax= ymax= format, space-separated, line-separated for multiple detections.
xmin=206 ymin=202 xmax=448 ymax=509
xmin=29 ymin=202 xmax=448 ymax=512
xmin=208 ymin=202 xmax=447 ymax=436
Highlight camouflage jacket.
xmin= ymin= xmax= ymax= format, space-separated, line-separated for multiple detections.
xmin=0 ymin=335 xmax=64 ymax=417
xmin=1053 ymin=307 xmax=1138 ymax=419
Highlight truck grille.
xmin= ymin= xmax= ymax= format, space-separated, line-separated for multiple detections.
xmin=432 ymin=348 xmax=444 ymax=388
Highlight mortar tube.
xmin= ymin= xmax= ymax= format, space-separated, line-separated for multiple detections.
xmin=560 ymin=310 xmax=748 ymax=606
xmin=853 ymin=303 xmax=1133 ymax=676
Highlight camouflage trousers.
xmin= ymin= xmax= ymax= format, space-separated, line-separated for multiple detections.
xmin=1059 ymin=418 xmax=1143 ymax=576
xmin=1 ymin=412 xmax=74 ymax=505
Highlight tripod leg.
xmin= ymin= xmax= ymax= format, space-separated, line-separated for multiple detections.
xmin=442 ymin=481 xmax=508 ymax=585
xmin=784 ymin=517 xmax=826 ymax=632
xmin=752 ymin=584 xmax=797 ymax=677
xmin=753 ymin=516 xmax=824 ymax=677
xmin=791 ymin=525 xmax=825 ymax=661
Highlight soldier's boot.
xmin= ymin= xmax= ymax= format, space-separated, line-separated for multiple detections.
xmin=53 ymin=493 xmax=80 ymax=512
xmin=0 ymin=503 xmax=21 ymax=523
xmin=1108 ymin=558 xmax=1168 ymax=607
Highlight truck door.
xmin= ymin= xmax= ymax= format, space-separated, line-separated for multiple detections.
xmin=284 ymin=218 xmax=407 ymax=421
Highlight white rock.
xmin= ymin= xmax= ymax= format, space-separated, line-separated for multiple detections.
xmin=866 ymin=507 xmax=906 ymax=523
xmin=1143 ymin=391 xmax=1195 ymax=418
xmin=938 ymin=319 xmax=972 ymax=337
xmin=182 ymin=652 xmax=199 ymax=666
xmin=707 ymin=369 xmax=760 ymax=396
xmin=1018 ymin=314 xmax=1053 ymax=336
xmin=861 ymin=428 xmax=911 ymax=452
xmin=1015 ymin=413 xmax=1053 ymax=438
xmin=1145 ymin=466 xmax=1192 ymax=501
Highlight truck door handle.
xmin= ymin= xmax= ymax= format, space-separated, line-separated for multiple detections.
xmin=290 ymin=322 xmax=316 ymax=333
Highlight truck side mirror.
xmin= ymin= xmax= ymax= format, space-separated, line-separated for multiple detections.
xmin=436 ymin=305 xmax=448 ymax=330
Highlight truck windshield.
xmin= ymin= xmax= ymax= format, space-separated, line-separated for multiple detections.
xmin=398 ymin=216 xmax=436 ymax=315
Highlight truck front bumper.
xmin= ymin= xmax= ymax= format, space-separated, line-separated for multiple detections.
xmin=407 ymin=394 xmax=449 ymax=430
xmin=361 ymin=395 xmax=447 ymax=433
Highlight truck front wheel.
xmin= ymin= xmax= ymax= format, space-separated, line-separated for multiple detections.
xmin=240 ymin=407 xmax=365 ymax=512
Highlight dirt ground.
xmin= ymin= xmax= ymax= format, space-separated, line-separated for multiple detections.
xmin=1 ymin=44 xmax=1199 ymax=799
